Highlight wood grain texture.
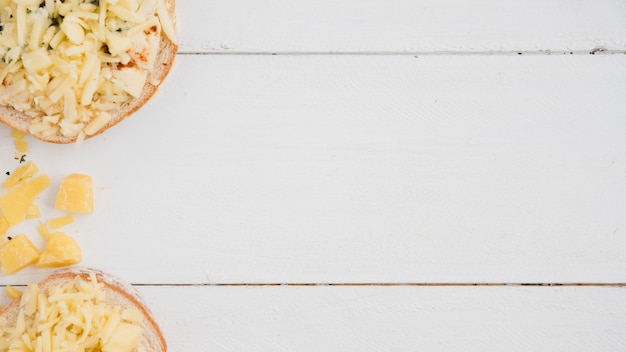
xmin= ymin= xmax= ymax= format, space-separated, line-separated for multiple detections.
xmin=0 ymin=1 xmax=624 ymax=348
xmin=142 ymin=285 xmax=626 ymax=351
xmin=177 ymin=0 xmax=626 ymax=53
xmin=1 ymin=54 xmax=624 ymax=285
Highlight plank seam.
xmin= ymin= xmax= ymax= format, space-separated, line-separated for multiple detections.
xmin=3 ymin=283 xmax=624 ymax=288
xmin=127 ymin=283 xmax=626 ymax=287
xmin=176 ymin=49 xmax=626 ymax=56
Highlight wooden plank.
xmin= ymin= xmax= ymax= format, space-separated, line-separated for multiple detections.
xmin=177 ymin=0 xmax=626 ymax=53
xmin=121 ymin=286 xmax=626 ymax=351
xmin=1 ymin=55 xmax=625 ymax=285
xmin=1 ymin=284 xmax=623 ymax=350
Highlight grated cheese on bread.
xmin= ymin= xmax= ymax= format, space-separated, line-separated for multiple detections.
xmin=0 ymin=0 xmax=177 ymax=144
xmin=0 ymin=267 xmax=166 ymax=351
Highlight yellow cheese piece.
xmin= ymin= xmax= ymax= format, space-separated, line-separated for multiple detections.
xmin=10 ymin=129 xmax=26 ymax=139
xmin=0 ymin=216 xmax=9 ymax=236
xmin=0 ymin=234 xmax=40 ymax=274
xmin=4 ymin=285 xmax=22 ymax=299
xmin=0 ymin=174 xmax=50 ymax=226
xmin=47 ymin=213 xmax=74 ymax=229
xmin=37 ymin=232 xmax=82 ymax=268
xmin=25 ymin=203 xmax=41 ymax=219
xmin=103 ymin=321 xmax=143 ymax=352
xmin=55 ymin=173 xmax=94 ymax=214
xmin=2 ymin=160 xmax=39 ymax=189
xmin=11 ymin=129 xmax=28 ymax=155
xmin=36 ymin=222 xmax=53 ymax=240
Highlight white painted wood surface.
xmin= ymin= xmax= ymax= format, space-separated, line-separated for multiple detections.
xmin=177 ymin=0 xmax=626 ymax=53
xmin=146 ymin=285 xmax=626 ymax=351
xmin=1 ymin=0 xmax=626 ymax=350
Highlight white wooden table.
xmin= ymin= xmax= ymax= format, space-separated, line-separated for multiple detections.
xmin=2 ymin=0 xmax=626 ymax=350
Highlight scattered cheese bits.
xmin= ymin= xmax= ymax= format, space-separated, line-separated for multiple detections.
xmin=55 ymin=173 xmax=94 ymax=214
xmin=0 ymin=235 xmax=41 ymax=275
xmin=4 ymin=285 xmax=22 ymax=300
xmin=25 ymin=204 xmax=41 ymax=219
xmin=0 ymin=0 xmax=175 ymax=139
xmin=46 ymin=213 xmax=75 ymax=229
xmin=0 ymin=163 xmax=93 ymax=275
xmin=0 ymin=275 xmax=144 ymax=351
xmin=2 ymin=160 xmax=39 ymax=189
xmin=0 ymin=174 xmax=50 ymax=226
xmin=37 ymin=232 xmax=82 ymax=268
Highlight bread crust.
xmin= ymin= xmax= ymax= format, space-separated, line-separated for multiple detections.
xmin=0 ymin=267 xmax=167 ymax=351
xmin=0 ymin=0 xmax=178 ymax=144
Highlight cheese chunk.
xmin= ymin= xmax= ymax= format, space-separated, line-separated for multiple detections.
xmin=37 ymin=232 xmax=82 ymax=268
xmin=0 ymin=175 xmax=50 ymax=226
xmin=0 ymin=235 xmax=40 ymax=275
xmin=2 ymin=161 xmax=39 ymax=189
xmin=54 ymin=174 xmax=94 ymax=214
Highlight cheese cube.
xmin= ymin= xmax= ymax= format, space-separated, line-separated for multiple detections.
xmin=0 ymin=235 xmax=41 ymax=274
xmin=37 ymin=232 xmax=82 ymax=268
xmin=0 ymin=175 xmax=50 ymax=226
xmin=54 ymin=174 xmax=94 ymax=214
xmin=2 ymin=161 xmax=39 ymax=189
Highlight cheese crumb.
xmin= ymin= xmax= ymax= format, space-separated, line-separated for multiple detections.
xmin=46 ymin=213 xmax=75 ymax=229
xmin=0 ymin=216 xmax=9 ymax=237
xmin=10 ymin=130 xmax=28 ymax=156
xmin=25 ymin=204 xmax=41 ymax=219
xmin=4 ymin=285 xmax=22 ymax=300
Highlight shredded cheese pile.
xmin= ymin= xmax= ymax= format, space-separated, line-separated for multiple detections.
xmin=0 ymin=0 xmax=175 ymax=140
xmin=0 ymin=273 xmax=146 ymax=352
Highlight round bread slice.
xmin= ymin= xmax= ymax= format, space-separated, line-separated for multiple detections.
xmin=0 ymin=0 xmax=178 ymax=144
xmin=0 ymin=267 xmax=167 ymax=351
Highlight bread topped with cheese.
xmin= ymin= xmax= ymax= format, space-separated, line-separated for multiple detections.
xmin=0 ymin=267 xmax=167 ymax=351
xmin=0 ymin=0 xmax=177 ymax=143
